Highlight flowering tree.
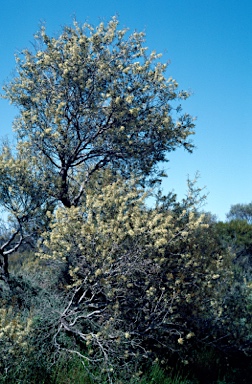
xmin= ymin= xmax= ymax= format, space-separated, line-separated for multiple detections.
xmin=3 ymin=17 xmax=195 ymax=208
xmin=0 ymin=17 xmax=251 ymax=383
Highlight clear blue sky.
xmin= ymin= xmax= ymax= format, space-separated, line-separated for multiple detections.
xmin=0 ymin=0 xmax=251 ymax=221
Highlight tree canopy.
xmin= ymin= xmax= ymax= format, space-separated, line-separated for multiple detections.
xmin=226 ymin=202 xmax=252 ymax=224
xmin=3 ymin=17 xmax=195 ymax=208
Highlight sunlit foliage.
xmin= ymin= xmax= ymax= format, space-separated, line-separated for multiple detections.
xmin=3 ymin=17 xmax=194 ymax=207
xmin=0 ymin=16 xmax=251 ymax=384
xmin=35 ymin=176 xmax=238 ymax=380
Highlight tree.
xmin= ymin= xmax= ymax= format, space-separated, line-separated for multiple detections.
xmin=226 ymin=202 xmax=252 ymax=224
xmin=216 ymin=219 xmax=252 ymax=277
xmin=0 ymin=144 xmax=48 ymax=281
xmin=1 ymin=17 xmax=251 ymax=383
xmin=3 ymin=17 xmax=195 ymax=208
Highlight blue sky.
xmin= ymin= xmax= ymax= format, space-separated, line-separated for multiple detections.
xmin=0 ymin=0 xmax=251 ymax=220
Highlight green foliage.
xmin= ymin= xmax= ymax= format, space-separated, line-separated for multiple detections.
xmin=189 ymin=345 xmax=252 ymax=384
xmin=227 ymin=202 xmax=252 ymax=223
xmin=138 ymin=363 xmax=190 ymax=384
xmin=216 ymin=219 xmax=252 ymax=275
xmin=216 ymin=219 xmax=252 ymax=253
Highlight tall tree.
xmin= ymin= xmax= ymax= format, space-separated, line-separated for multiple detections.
xmin=3 ymin=17 xmax=195 ymax=208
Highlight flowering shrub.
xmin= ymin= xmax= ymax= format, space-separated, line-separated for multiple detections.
xmin=36 ymin=177 xmax=238 ymax=380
